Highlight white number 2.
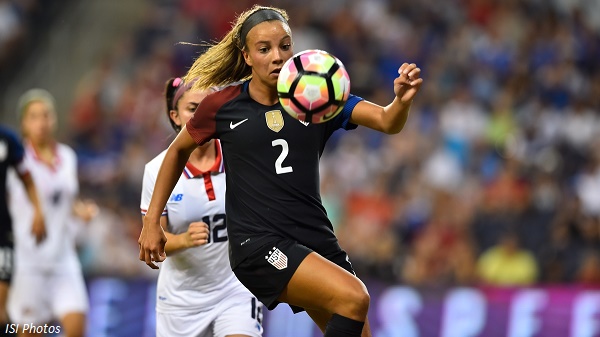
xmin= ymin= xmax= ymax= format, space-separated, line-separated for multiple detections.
xmin=272 ymin=139 xmax=293 ymax=174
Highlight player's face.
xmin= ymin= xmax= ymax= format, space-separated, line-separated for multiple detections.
xmin=21 ymin=100 xmax=56 ymax=143
xmin=171 ymin=89 xmax=211 ymax=128
xmin=243 ymin=20 xmax=293 ymax=88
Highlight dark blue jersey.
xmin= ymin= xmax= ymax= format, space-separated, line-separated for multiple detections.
xmin=187 ymin=81 xmax=362 ymax=267
xmin=0 ymin=125 xmax=25 ymax=233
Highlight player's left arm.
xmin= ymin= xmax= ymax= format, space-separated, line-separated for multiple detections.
xmin=349 ymin=63 xmax=422 ymax=134
xmin=160 ymin=218 xmax=209 ymax=255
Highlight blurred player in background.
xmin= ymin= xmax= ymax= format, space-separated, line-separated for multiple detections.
xmin=0 ymin=124 xmax=45 ymax=329
xmin=139 ymin=5 xmax=422 ymax=337
xmin=140 ymin=78 xmax=263 ymax=337
xmin=6 ymin=89 xmax=96 ymax=337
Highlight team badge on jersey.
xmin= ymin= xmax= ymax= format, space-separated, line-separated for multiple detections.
xmin=265 ymin=246 xmax=288 ymax=270
xmin=265 ymin=110 xmax=284 ymax=133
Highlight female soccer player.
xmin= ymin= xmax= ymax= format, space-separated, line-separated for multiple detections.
xmin=7 ymin=89 xmax=94 ymax=337
xmin=139 ymin=6 xmax=422 ymax=337
xmin=140 ymin=78 xmax=263 ymax=337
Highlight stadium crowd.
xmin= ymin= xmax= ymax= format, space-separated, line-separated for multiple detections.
xmin=6 ymin=0 xmax=600 ymax=287
xmin=0 ymin=1 xmax=70 ymax=84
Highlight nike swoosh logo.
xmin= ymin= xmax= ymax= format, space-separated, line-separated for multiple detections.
xmin=230 ymin=118 xmax=249 ymax=129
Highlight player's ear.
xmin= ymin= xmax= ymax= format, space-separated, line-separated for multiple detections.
xmin=169 ymin=109 xmax=181 ymax=127
xmin=242 ymin=49 xmax=252 ymax=67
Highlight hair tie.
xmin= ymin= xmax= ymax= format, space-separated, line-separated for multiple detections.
xmin=171 ymin=78 xmax=199 ymax=110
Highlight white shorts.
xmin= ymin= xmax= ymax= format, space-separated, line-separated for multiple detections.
xmin=156 ymin=287 xmax=263 ymax=337
xmin=7 ymin=264 xmax=88 ymax=324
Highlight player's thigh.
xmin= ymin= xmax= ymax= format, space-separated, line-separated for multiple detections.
xmin=7 ymin=269 xmax=52 ymax=324
xmin=156 ymin=311 xmax=212 ymax=337
xmin=277 ymin=252 xmax=369 ymax=313
xmin=213 ymin=289 xmax=263 ymax=337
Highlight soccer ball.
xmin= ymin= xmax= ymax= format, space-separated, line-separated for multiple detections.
xmin=277 ymin=49 xmax=351 ymax=124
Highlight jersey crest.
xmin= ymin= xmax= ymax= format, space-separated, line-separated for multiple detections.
xmin=265 ymin=110 xmax=284 ymax=133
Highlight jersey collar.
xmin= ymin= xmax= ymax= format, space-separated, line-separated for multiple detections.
xmin=26 ymin=140 xmax=60 ymax=171
xmin=183 ymin=140 xmax=225 ymax=178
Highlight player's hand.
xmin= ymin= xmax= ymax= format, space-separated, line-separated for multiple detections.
xmin=184 ymin=222 xmax=210 ymax=248
xmin=139 ymin=216 xmax=167 ymax=269
xmin=73 ymin=199 xmax=99 ymax=223
xmin=394 ymin=63 xmax=423 ymax=103
xmin=30 ymin=209 xmax=46 ymax=244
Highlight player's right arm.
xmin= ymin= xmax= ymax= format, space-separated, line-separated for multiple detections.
xmin=17 ymin=171 xmax=46 ymax=244
xmin=139 ymin=125 xmax=198 ymax=269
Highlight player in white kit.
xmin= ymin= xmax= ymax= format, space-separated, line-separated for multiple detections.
xmin=7 ymin=89 xmax=93 ymax=337
xmin=140 ymin=78 xmax=263 ymax=337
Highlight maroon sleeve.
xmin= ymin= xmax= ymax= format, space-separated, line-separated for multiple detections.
xmin=186 ymin=84 xmax=242 ymax=145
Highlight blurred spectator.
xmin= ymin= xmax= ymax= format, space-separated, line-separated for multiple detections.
xmin=575 ymin=250 xmax=600 ymax=285
xmin=401 ymin=190 xmax=477 ymax=287
xmin=0 ymin=0 xmax=22 ymax=66
xmin=337 ymin=174 xmax=398 ymax=281
xmin=0 ymin=1 xmax=72 ymax=84
xmin=477 ymin=230 xmax=539 ymax=286
xmin=575 ymin=155 xmax=600 ymax=217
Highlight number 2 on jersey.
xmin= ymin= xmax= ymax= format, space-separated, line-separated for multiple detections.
xmin=202 ymin=214 xmax=227 ymax=243
xmin=272 ymin=139 xmax=293 ymax=174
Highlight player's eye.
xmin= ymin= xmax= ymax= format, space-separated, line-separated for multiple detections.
xmin=258 ymin=47 xmax=268 ymax=53
xmin=281 ymin=44 xmax=291 ymax=51
xmin=188 ymin=103 xmax=199 ymax=113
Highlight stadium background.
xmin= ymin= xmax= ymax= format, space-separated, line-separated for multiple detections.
xmin=1 ymin=0 xmax=600 ymax=336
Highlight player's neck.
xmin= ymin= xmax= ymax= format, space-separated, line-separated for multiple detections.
xmin=248 ymin=79 xmax=278 ymax=106
xmin=28 ymin=139 xmax=56 ymax=165
xmin=188 ymin=140 xmax=216 ymax=172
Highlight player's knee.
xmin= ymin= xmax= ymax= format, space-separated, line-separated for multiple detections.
xmin=350 ymin=287 xmax=370 ymax=316
xmin=335 ymin=283 xmax=370 ymax=319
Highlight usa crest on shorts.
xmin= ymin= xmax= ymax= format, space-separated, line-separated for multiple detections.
xmin=265 ymin=246 xmax=288 ymax=270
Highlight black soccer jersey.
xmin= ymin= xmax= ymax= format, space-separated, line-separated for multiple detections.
xmin=0 ymin=126 xmax=26 ymax=237
xmin=187 ymin=81 xmax=362 ymax=267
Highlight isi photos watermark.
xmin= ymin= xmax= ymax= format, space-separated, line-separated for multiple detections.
xmin=5 ymin=323 xmax=61 ymax=334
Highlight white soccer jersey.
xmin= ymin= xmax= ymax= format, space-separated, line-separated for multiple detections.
xmin=141 ymin=140 xmax=246 ymax=313
xmin=7 ymin=142 xmax=80 ymax=270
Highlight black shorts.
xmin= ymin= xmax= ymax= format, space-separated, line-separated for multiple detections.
xmin=0 ymin=244 xmax=13 ymax=284
xmin=232 ymin=237 xmax=355 ymax=312
xmin=0 ymin=227 xmax=12 ymax=283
